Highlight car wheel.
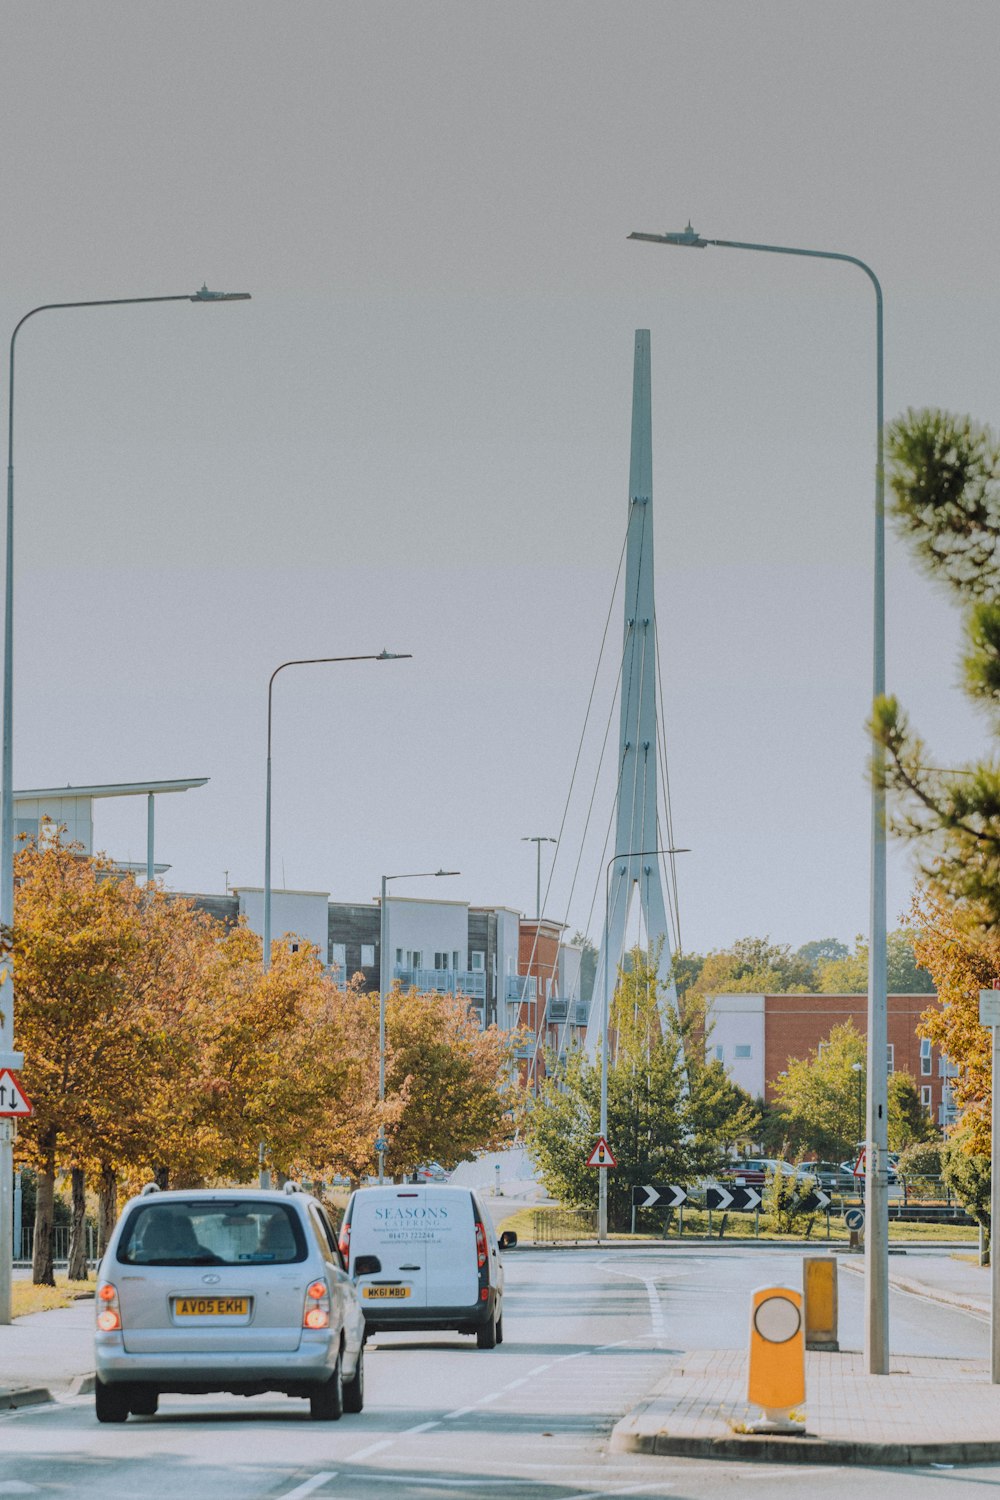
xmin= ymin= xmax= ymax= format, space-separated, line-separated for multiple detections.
xmin=343 ymin=1345 xmax=364 ymax=1413
xmin=476 ymin=1310 xmax=498 ymax=1350
xmin=309 ymin=1351 xmax=344 ymax=1421
xmin=95 ymin=1377 xmax=130 ymax=1424
xmin=495 ymin=1313 xmax=503 ymax=1345
xmin=129 ymin=1386 xmax=159 ymax=1417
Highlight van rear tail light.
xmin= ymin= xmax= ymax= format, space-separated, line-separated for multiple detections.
xmin=96 ymin=1282 xmax=122 ymax=1332
xmin=475 ymin=1221 xmax=488 ymax=1270
xmin=303 ymin=1278 xmax=331 ymax=1330
xmin=338 ymin=1219 xmax=351 ymax=1260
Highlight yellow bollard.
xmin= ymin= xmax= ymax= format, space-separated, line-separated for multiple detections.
xmin=747 ymin=1285 xmax=805 ymax=1432
xmin=803 ymin=1256 xmax=839 ymax=1351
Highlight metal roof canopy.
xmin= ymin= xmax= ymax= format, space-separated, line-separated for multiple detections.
xmin=12 ymin=778 xmax=208 ymax=801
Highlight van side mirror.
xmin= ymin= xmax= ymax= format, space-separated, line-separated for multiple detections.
xmin=498 ymin=1231 xmax=517 ymax=1250
xmin=353 ymin=1254 xmax=381 ymax=1276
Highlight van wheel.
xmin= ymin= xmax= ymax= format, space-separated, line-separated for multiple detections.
xmin=343 ymin=1346 xmax=364 ymax=1413
xmin=95 ymin=1377 xmax=130 ymax=1424
xmin=476 ymin=1311 xmax=498 ymax=1349
xmin=129 ymin=1387 xmax=159 ymax=1417
xmin=495 ymin=1313 xmax=503 ymax=1345
xmin=309 ymin=1353 xmax=344 ymax=1420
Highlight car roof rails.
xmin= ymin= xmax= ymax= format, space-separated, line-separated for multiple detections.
xmin=139 ymin=1182 xmax=162 ymax=1197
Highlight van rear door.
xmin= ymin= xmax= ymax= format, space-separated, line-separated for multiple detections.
xmin=423 ymin=1189 xmax=478 ymax=1309
xmin=350 ymin=1189 xmax=429 ymax=1310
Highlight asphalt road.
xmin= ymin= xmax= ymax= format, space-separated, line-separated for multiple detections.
xmin=0 ymin=1246 xmax=996 ymax=1499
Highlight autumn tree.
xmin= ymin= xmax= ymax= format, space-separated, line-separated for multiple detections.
xmin=527 ymin=948 xmax=757 ymax=1229
xmin=813 ymin=930 xmax=935 ymax=995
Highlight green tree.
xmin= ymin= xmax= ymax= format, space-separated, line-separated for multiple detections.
xmin=527 ymin=948 xmax=757 ymax=1229
xmin=814 ymin=930 xmax=935 ymax=994
xmin=795 ymin=938 xmax=848 ymax=969
xmin=770 ymin=1021 xmax=866 ymax=1161
xmin=569 ymin=932 xmax=597 ymax=1005
xmin=887 ymin=1071 xmax=937 ymax=1152
xmin=693 ymin=936 xmax=817 ymax=996
xmin=873 ymin=408 xmax=1000 ymax=928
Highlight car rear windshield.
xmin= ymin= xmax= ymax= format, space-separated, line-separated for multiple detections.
xmin=116 ymin=1200 xmax=308 ymax=1266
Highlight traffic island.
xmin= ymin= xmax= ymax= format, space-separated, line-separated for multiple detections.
xmin=610 ymin=1349 xmax=1000 ymax=1466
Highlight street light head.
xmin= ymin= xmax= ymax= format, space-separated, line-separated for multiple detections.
xmin=376 ymin=650 xmax=413 ymax=661
xmin=434 ymin=869 xmax=461 ymax=877
xmin=628 ymin=224 xmax=707 ymax=249
xmin=190 ymin=286 xmax=252 ymax=301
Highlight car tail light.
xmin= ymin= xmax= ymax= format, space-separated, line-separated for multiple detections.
xmin=303 ymin=1278 xmax=331 ymax=1330
xmin=338 ymin=1218 xmax=351 ymax=1260
xmin=475 ymin=1220 xmax=488 ymax=1270
xmin=96 ymin=1282 xmax=122 ymax=1332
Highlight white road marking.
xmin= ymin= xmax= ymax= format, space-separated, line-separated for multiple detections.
xmin=442 ymin=1405 xmax=476 ymax=1420
xmin=403 ymin=1419 xmax=441 ymax=1434
xmin=525 ymin=1363 xmax=551 ymax=1376
xmin=601 ymin=1262 xmax=666 ymax=1338
xmin=561 ymin=1485 xmax=672 ymax=1500
xmin=275 ymin=1473 xmax=337 ymax=1500
xmin=342 ymin=1439 xmax=394 ymax=1461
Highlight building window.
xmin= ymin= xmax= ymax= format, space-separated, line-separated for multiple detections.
xmin=714 ymin=1045 xmax=725 ymax=1062
xmin=734 ymin=1044 xmax=752 ymax=1060
xmin=453 ymin=950 xmax=460 ymax=970
xmin=886 ymin=1044 xmax=894 ymax=1074
xmin=920 ymin=1038 xmax=932 ymax=1076
xmin=330 ymin=942 xmax=346 ymax=969
xmin=395 ymin=948 xmax=403 ymax=966
xmin=921 ymin=1085 xmax=932 ymax=1108
xmin=361 ymin=944 xmax=375 ymax=967
xmin=410 ymin=950 xmax=422 ymax=970
xmin=434 ymin=952 xmax=447 ymax=970
xmin=471 ymin=951 xmax=485 ymax=971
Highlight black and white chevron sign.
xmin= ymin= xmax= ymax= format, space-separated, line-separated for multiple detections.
xmin=631 ymin=1183 xmax=687 ymax=1210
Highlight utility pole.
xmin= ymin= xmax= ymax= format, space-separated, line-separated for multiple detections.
xmin=521 ymin=836 xmax=556 ymax=922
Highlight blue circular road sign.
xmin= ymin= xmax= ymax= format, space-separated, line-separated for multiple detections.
xmin=844 ymin=1207 xmax=865 ymax=1231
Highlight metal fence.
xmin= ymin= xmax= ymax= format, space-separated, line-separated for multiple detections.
xmin=17 ymin=1223 xmax=99 ymax=1265
xmin=531 ymin=1208 xmax=598 ymax=1243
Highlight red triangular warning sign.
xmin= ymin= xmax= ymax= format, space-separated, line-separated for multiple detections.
xmin=585 ymin=1135 xmax=617 ymax=1168
xmin=0 ymin=1068 xmax=32 ymax=1118
xmin=853 ymin=1147 xmax=866 ymax=1176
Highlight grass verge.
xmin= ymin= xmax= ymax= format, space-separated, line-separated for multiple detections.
xmin=495 ymin=1204 xmax=978 ymax=1245
xmin=13 ymin=1275 xmax=93 ymax=1319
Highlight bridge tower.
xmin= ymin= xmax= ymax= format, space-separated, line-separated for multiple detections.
xmin=584 ymin=330 xmax=679 ymax=1058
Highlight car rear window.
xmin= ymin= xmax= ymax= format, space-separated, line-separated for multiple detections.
xmin=116 ymin=1200 xmax=308 ymax=1266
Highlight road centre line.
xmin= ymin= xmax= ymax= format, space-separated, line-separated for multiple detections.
xmin=342 ymin=1439 xmax=394 ymax=1461
xmin=442 ymin=1404 xmax=476 ymax=1420
xmin=275 ymin=1473 xmax=337 ymax=1500
xmin=403 ymin=1419 xmax=441 ymax=1434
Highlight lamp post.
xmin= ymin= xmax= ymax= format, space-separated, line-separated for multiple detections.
xmin=0 ymin=285 xmax=250 ymax=1327
xmin=599 ymin=845 xmax=689 ymax=1241
xmin=629 ymin=222 xmax=889 ymax=1375
xmin=521 ymin=836 xmax=556 ymax=923
xmin=263 ymin=652 xmax=411 ymax=973
xmin=378 ymin=868 xmax=460 ymax=1183
xmin=852 ymin=1061 xmax=865 ymax=1149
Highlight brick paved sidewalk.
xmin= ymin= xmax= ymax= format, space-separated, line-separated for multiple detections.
xmin=612 ymin=1347 xmax=1000 ymax=1465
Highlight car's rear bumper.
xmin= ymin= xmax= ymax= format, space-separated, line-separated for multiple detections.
xmin=95 ymin=1332 xmax=351 ymax=1391
xmin=361 ymin=1289 xmax=498 ymax=1334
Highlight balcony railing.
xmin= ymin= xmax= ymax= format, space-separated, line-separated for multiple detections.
xmin=505 ymin=975 xmax=537 ymax=1002
xmin=574 ymin=1001 xmax=590 ymax=1026
xmin=547 ymin=998 xmax=569 ymax=1023
xmin=394 ymin=967 xmax=486 ymax=1000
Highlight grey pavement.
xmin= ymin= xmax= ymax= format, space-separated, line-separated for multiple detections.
xmin=0 ymin=1296 xmax=95 ymax=1402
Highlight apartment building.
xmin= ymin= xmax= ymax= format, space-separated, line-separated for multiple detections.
xmin=706 ymin=991 xmax=957 ymax=1128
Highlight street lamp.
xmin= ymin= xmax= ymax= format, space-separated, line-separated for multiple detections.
xmin=521 ymin=835 xmax=556 ymax=924
xmin=852 ymin=1061 xmax=865 ymax=1151
xmin=599 ymin=845 xmax=689 ymax=1241
xmin=263 ymin=652 xmax=411 ymax=972
xmin=629 ymin=222 xmax=889 ymax=1375
xmin=0 ymin=285 xmax=250 ymax=1328
xmin=378 ymin=868 xmax=460 ymax=1183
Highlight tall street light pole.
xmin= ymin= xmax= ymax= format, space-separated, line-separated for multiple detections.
xmin=521 ymin=835 xmax=556 ymax=922
xmin=378 ymin=868 xmax=460 ymax=1183
xmin=600 ymin=845 xmax=688 ymax=1241
xmin=0 ymin=285 xmax=250 ymax=1327
xmin=263 ymin=652 xmax=411 ymax=973
xmin=628 ymin=222 xmax=889 ymax=1375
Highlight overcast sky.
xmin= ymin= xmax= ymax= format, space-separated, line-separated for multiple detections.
xmin=2 ymin=2 xmax=998 ymax=957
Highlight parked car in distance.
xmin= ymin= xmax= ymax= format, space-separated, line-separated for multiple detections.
xmin=339 ymin=1183 xmax=514 ymax=1349
xmin=413 ymin=1162 xmax=449 ymax=1183
xmin=93 ymin=1184 xmax=366 ymax=1424
xmin=807 ymin=1161 xmax=857 ymax=1191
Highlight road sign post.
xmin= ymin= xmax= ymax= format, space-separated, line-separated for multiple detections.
xmin=0 ymin=1068 xmax=30 ymax=1325
xmin=979 ymin=990 xmax=1000 ymax=1383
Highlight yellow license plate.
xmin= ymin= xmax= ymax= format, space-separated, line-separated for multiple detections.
xmin=363 ymin=1286 xmax=411 ymax=1300
xmin=174 ymin=1297 xmax=249 ymax=1316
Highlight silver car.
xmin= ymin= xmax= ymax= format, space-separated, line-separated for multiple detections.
xmin=94 ymin=1184 xmax=369 ymax=1423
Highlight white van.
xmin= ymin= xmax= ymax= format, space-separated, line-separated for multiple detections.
xmin=338 ymin=1184 xmax=516 ymax=1349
